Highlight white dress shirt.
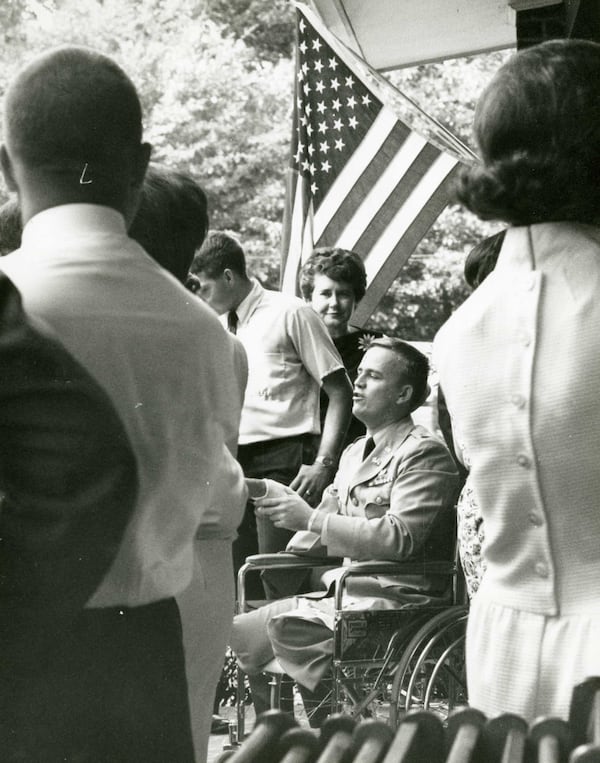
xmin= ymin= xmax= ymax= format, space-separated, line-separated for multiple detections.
xmin=0 ymin=204 xmax=247 ymax=607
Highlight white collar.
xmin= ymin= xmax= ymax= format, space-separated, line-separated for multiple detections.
xmin=22 ymin=204 xmax=127 ymax=247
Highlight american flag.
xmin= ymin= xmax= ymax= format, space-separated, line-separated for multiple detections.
xmin=281 ymin=3 xmax=477 ymax=326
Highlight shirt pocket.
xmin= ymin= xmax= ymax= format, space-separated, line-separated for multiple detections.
xmin=247 ymin=351 xmax=287 ymax=400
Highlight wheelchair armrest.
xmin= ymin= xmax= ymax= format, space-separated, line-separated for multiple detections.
xmin=237 ymin=553 xmax=344 ymax=612
xmin=243 ymin=553 xmax=344 ymax=568
xmin=333 ymin=559 xmax=457 ymax=610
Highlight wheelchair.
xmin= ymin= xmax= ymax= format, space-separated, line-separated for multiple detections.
xmin=232 ymin=549 xmax=468 ymax=738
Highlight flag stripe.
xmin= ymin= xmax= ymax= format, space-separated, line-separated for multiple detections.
xmin=352 ymin=141 xmax=442 ymax=256
xmin=363 ymin=152 xmax=458 ymax=283
xmin=314 ymin=119 xmax=416 ymax=249
xmin=312 ymin=108 xmax=397 ymax=241
xmin=281 ymin=172 xmax=310 ymax=294
xmin=333 ymin=134 xmax=436 ymax=252
xmin=352 ymin=162 xmax=460 ymax=325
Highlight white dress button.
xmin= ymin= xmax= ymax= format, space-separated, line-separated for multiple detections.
xmin=528 ymin=513 xmax=543 ymax=526
xmin=535 ymin=562 xmax=549 ymax=578
xmin=511 ymin=394 xmax=526 ymax=409
xmin=517 ymin=454 xmax=531 ymax=468
xmin=517 ymin=331 xmax=531 ymax=347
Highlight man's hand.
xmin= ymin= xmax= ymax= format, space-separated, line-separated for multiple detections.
xmin=254 ymin=487 xmax=314 ymax=531
xmin=289 ymin=462 xmax=335 ymax=506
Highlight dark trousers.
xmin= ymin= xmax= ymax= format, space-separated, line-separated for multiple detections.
xmin=235 ymin=434 xmax=314 ymax=600
xmin=1 ymin=598 xmax=194 ymax=763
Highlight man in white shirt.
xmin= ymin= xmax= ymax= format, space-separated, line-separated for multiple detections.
xmin=193 ymin=232 xmax=353 ymax=597
xmin=0 ymin=46 xmax=246 ymax=762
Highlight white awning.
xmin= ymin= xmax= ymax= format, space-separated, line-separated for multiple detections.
xmin=305 ymin=1 xmax=562 ymax=70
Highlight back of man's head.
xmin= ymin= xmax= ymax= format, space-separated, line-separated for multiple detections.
xmin=191 ymin=231 xmax=247 ymax=279
xmin=3 ymin=46 xmax=142 ymax=171
xmin=129 ymin=165 xmax=208 ymax=284
xmin=370 ymin=337 xmax=430 ymax=413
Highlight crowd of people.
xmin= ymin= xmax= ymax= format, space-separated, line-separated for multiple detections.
xmin=1 ymin=33 xmax=600 ymax=763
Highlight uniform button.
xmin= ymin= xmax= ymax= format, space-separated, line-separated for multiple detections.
xmin=517 ymin=453 xmax=531 ymax=468
xmin=375 ymin=496 xmax=383 ymax=505
xmin=373 ymin=457 xmax=381 ymax=465
xmin=525 ymin=274 xmax=536 ymax=291
xmin=511 ymin=394 xmax=526 ymax=409
xmin=535 ymin=562 xmax=549 ymax=578
xmin=528 ymin=513 xmax=543 ymax=526
xmin=351 ymin=497 xmax=359 ymax=506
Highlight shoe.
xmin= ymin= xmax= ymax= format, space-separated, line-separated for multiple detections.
xmin=210 ymin=714 xmax=229 ymax=734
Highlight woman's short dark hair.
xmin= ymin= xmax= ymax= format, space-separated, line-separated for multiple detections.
xmin=455 ymin=40 xmax=600 ymax=226
xmin=129 ymin=165 xmax=208 ymax=284
xmin=299 ymin=248 xmax=367 ymax=302
xmin=463 ymin=230 xmax=505 ymax=289
xmin=0 ymin=199 xmax=22 ymax=256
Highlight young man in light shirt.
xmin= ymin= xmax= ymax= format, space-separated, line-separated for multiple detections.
xmin=193 ymin=231 xmax=353 ymax=597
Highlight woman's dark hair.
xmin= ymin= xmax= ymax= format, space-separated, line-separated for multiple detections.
xmin=129 ymin=165 xmax=208 ymax=284
xmin=0 ymin=198 xmax=22 ymax=256
xmin=299 ymin=248 xmax=367 ymax=302
xmin=456 ymin=39 xmax=600 ymax=225
xmin=463 ymin=230 xmax=505 ymax=289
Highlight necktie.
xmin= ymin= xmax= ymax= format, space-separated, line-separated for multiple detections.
xmin=227 ymin=310 xmax=238 ymax=335
xmin=362 ymin=437 xmax=375 ymax=461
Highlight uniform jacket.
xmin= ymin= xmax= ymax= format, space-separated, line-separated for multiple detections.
xmin=319 ymin=417 xmax=459 ymax=601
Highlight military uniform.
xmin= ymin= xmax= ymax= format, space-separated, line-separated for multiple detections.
xmin=231 ymin=416 xmax=458 ymax=692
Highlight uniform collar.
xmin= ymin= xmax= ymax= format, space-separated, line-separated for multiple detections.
xmin=351 ymin=416 xmax=415 ymax=487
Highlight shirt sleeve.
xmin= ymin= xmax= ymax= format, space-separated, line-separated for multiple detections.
xmin=286 ymin=303 xmax=345 ymax=384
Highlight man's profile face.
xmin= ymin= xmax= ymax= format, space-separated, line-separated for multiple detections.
xmin=352 ymin=346 xmax=410 ymax=428
xmin=195 ymin=271 xmax=235 ymax=315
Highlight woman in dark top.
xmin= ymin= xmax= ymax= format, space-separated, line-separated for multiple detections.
xmin=300 ymin=248 xmax=380 ymax=449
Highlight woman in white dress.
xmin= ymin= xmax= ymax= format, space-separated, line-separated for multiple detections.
xmin=434 ymin=39 xmax=600 ymax=721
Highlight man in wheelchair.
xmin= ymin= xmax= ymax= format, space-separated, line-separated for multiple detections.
xmin=231 ymin=337 xmax=459 ymax=725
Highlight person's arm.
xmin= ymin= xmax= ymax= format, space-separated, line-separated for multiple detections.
xmin=290 ymin=367 xmax=352 ymax=505
xmin=253 ymin=481 xmax=341 ymax=532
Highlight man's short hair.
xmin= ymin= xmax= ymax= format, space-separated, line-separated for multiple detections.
xmin=128 ymin=165 xmax=208 ymax=284
xmin=191 ymin=231 xmax=247 ymax=279
xmin=369 ymin=337 xmax=430 ymax=412
xmin=3 ymin=46 xmax=143 ymax=169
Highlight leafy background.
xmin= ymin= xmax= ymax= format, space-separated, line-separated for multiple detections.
xmin=0 ymin=0 xmax=510 ymax=338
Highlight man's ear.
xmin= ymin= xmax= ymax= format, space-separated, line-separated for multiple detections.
xmin=223 ymin=268 xmax=235 ymax=285
xmin=131 ymin=142 xmax=152 ymax=188
xmin=1 ymin=146 xmax=18 ymax=192
xmin=395 ymin=384 xmax=413 ymax=406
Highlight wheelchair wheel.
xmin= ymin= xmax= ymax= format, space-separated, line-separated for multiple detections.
xmin=389 ymin=606 xmax=468 ymax=726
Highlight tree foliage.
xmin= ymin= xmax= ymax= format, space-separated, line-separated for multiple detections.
xmin=0 ymin=1 xmax=511 ymax=337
